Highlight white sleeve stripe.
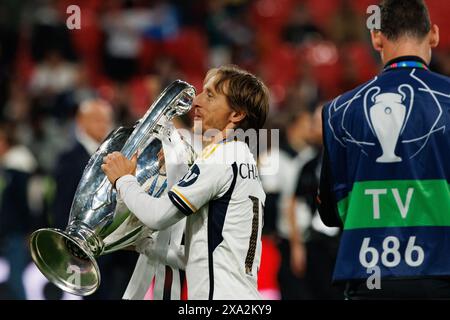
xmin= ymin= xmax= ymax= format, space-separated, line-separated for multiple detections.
xmin=168 ymin=190 xmax=194 ymax=216
xmin=171 ymin=187 xmax=198 ymax=212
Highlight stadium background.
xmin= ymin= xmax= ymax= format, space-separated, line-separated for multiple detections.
xmin=0 ymin=0 xmax=449 ymax=300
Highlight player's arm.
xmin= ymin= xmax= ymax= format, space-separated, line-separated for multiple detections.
xmin=102 ymin=149 xmax=231 ymax=230
xmin=286 ymin=194 xmax=307 ymax=276
xmin=101 ymin=152 xmax=185 ymax=230
xmin=289 ymin=167 xmax=310 ymax=277
xmin=317 ymin=108 xmax=342 ymax=228
xmin=116 ymin=175 xmax=185 ymax=230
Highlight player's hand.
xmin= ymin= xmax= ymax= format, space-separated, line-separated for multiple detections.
xmin=290 ymin=242 xmax=307 ymax=278
xmin=101 ymin=151 xmax=138 ymax=186
xmin=135 ymin=235 xmax=156 ymax=257
xmin=135 ymin=232 xmax=165 ymax=262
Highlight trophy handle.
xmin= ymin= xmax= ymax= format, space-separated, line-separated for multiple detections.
xmin=398 ymin=84 xmax=414 ymax=135
xmin=102 ymin=225 xmax=143 ymax=254
xmin=363 ymin=86 xmax=381 ymax=136
xmin=91 ymin=178 xmax=114 ymax=210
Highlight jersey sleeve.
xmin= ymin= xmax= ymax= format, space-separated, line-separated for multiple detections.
xmin=168 ymin=156 xmax=233 ymax=216
xmin=318 ymin=105 xmax=343 ymax=228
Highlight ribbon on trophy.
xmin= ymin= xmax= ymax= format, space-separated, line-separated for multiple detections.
xmin=122 ymin=123 xmax=194 ymax=300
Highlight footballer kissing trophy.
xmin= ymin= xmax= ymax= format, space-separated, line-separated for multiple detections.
xmin=29 ymin=80 xmax=196 ymax=296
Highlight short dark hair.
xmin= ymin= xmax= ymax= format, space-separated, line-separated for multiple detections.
xmin=205 ymin=65 xmax=269 ymax=131
xmin=380 ymin=0 xmax=431 ymax=40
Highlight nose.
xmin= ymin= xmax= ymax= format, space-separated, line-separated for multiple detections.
xmin=193 ymin=92 xmax=203 ymax=107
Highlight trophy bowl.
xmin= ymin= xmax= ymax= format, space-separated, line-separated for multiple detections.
xmin=29 ymin=80 xmax=195 ymax=296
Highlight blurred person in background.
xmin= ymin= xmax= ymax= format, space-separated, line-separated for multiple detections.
xmin=28 ymin=0 xmax=79 ymax=121
xmin=260 ymin=108 xmax=316 ymax=299
xmin=100 ymin=0 xmax=144 ymax=83
xmin=29 ymin=49 xmax=79 ymax=119
xmin=0 ymin=0 xmax=28 ymax=120
xmin=281 ymin=3 xmax=323 ymax=47
xmin=290 ymin=105 xmax=341 ymax=299
xmin=101 ymin=0 xmax=179 ymax=83
xmin=205 ymin=0 xmax=253 ymax=68
xmin=51 ymin=99 xmax=113 ymax=229
xmin=318 ymin=0 xmax=450 ymax=299
xmin=30 ymin=0 xmax=77 ymax=63
xmin=329 ymin=0 xmax=367 ymax=46
xmin=0 ymin=121 xmax=37 ymax=299
xmin=285 ymin=64 xmax=322 ymax=114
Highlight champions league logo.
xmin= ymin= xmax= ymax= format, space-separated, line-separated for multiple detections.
xmin=364 ymin=87 xmax=413 ymax=163
xmin=328 ymin=70 xmax=447 ymax=163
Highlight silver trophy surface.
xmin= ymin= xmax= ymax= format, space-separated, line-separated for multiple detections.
xmin=29 ymin=80 xmax=195 ymax=296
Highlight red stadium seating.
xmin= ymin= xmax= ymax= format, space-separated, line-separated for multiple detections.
xmin=162 ymin=28 xmax=208 ymax=80
xmin=306 ymin=0 xmax=341 ymax=31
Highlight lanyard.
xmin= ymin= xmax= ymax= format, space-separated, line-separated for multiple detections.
xmin=384 ymin=60 xmax=429 ymax=71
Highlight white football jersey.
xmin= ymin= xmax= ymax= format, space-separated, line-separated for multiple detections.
xmin=168 ymin=139 xmax=266 ymax=300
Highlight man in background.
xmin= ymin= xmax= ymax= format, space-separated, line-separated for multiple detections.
xmin=291 ymin=105 xmax=341 ymax=299
xmin=52 ymin=99 xmax=113 ymax=229
xmin=318 ymin=0 xmax=450 ymax=299
xmin=260 ymin=109 xmax=316 ymax=299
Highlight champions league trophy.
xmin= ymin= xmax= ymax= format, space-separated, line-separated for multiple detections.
xmin=369 ymin=93 xmax=407 ymax=163
xmin=29 ymin=80 xmax=196 ymax=296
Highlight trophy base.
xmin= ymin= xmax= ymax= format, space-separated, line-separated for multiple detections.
xmin=29 ymin=228 xmax=100 ymax=296
xmin=376 ymin=155 xmax=402 ymax=163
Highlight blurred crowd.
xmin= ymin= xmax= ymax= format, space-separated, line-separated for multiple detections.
xmin=0 ymin=0 xmax=449 ymax=300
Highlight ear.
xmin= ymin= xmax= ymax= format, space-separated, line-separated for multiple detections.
xmin=429 ymin=24 xmax=440 ymax=49
xmin=371 ymin=30 xmax=383 ymax=52
xmin=229 ymin=110 xmax=246 ymax=125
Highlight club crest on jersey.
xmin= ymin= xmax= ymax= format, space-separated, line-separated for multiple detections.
xmin=178 ymin=164 xmax=200 ymax=187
